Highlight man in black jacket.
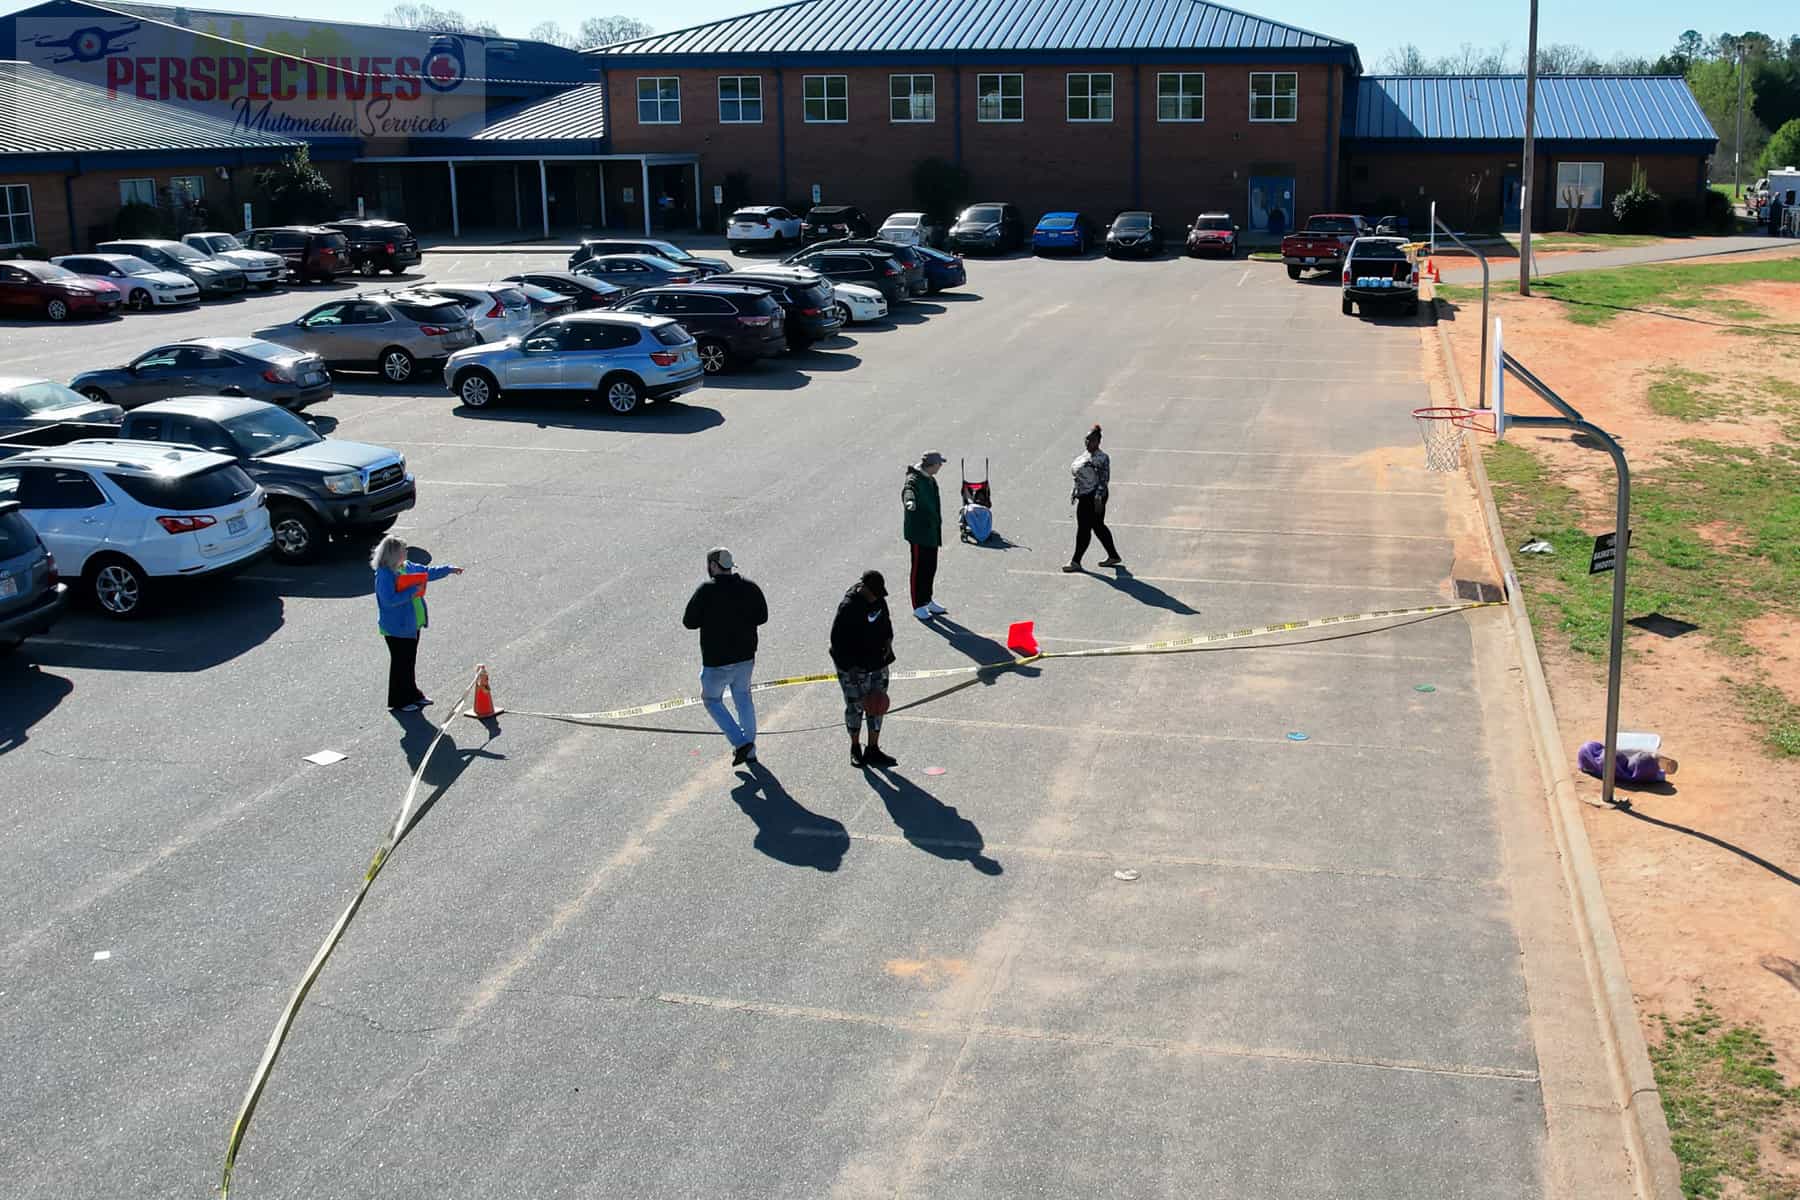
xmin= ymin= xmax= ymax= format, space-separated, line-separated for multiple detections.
xmin=683 ymin=547 xmax=769 ymax=764
xmin=830 ymin=569 xmax=897 ymax=768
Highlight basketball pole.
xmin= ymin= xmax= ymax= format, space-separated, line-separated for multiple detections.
xmin=1434 ymin=214 xmax=1489 ymax=407
xmin=1519 ymin=0 xmax=1539 ymax=297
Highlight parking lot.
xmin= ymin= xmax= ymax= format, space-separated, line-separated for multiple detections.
xmin=3 ymin=247 xmax=1624 ymax=1197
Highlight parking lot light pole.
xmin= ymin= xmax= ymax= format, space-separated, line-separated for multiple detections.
xmin=1518 ymin=0 xmax=1539 ymax=296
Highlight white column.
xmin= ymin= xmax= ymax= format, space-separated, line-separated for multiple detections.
xmin=539 ymin=159 xmax=550 ymax=240
xmin=640 ymin=158 xmax=651 ymax=236
xmin=447 ymin=161 xmax=460 ymax=238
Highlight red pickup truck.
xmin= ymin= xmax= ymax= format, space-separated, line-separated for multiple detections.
xmin=1281 ymin=214 xmax=1369 ymax=279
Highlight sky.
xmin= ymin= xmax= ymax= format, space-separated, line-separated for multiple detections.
xmin=34 ymin=0 xmax=1785 ymax=68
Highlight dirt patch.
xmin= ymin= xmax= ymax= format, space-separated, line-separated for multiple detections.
xmin=1747 ymin=614 xmax=1800 ymax=706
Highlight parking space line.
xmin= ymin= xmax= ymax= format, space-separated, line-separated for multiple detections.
xmin=1113 ymin=481 xmax=1441 ymax=498
xmin=28 ymin=638 xmax=166 ymax=653
xmin=1048 ymin=520 xmax=1452 ymax=542
xmin=421 ymin=479 xmax=508 ymax=487
xmin=1007 ymin=569 xmax=1441 ymax=593
xmin=1031 ymin=633 xmax=1464 ymax=665
xmin=1110 ymin=446 xmax=1357 ymax=459
xmin=892 ymin=714 xmax=1449 ymax=755
xmin=380 ymin=440 xmax=597 ymax=453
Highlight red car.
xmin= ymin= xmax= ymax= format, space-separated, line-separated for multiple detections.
xmin=1185 ymin=212 xmax=1240 ymax=257
xmin=0 ymin=259 xmax=122 ymax=321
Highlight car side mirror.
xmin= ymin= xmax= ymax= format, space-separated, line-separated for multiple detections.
xmin=1234 ymin=225 xmax=1241 ymax=232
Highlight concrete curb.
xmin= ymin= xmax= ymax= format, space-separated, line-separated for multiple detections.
xmin=1433 ymin=301 xmax=1683 ymax=1200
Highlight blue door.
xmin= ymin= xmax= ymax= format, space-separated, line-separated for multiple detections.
xmin=1248 ymin=177 xmax=1295 ymax=235
xmin=1502 ymin=173 xmax=1522 ymax=232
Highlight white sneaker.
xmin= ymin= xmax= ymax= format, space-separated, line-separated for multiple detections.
xmin=926 ymin=601 xmax=948 ymax=615
xmin=913 ymin=605 xmax=934 ymax=619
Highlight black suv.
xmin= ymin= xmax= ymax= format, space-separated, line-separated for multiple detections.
xmin=0 ymin=498 xmax=66 ymax=650
xmin=500 ymin=270 xmax=623 ymax=310
xmin=242 ymin=227 xmax=354 ymax=283
xmin=707 ymin=268 xmax=844 ymax=347
xmin=323 ymin=219 xmax=422 ymax=276
xmin=120 ymin=396 xmax=414 ymax=563
xmin=789 ymin=238 xmax=927 ymax=296
xmin=802 ymin=205 xmax=874 ymax=243
xmin=614 ymin=284 xmax=788 ymax=374
xmin=784 ymin=248 xmax=907 ymax=305
xmin=947 ymin=202 xmax=1027 ymax=254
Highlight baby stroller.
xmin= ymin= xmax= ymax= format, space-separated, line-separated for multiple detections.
xmin=959 ymin=458 xmax=994 ymax=544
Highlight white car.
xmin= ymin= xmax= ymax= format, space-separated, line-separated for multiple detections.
xmin=877 ymin=211 xmax=943 ymax=247
xmin=832 ymin=281 xmax=889 ymax=325
xmin=727 ymin=205 xmax=804 ymax=253
xmin=0 ymin=440 xmax=271 ymax=617
xmin=413 ymin=283 xmax=536 ymax=343
xmin=50 ymin=252 xmax=198 ymax=310
xmin=183 ymin=232 xmax=287 ymax=289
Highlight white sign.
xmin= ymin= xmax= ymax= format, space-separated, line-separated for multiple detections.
xmin=242 ymin=201 xmax=253 ymax=232
xmin=356 ymin=195 xmax=366 ymax=218
xmin=811 ymin=183 xmax=822 ymax=203
xmin=712 ymin=184 xmax=723 ymax=204
xmin=622 ymin=187 xmax=634 ymax=204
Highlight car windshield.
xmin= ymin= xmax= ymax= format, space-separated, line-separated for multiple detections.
xmin=163 ymin=242 xmax=209 ymax=262
xmin=208 ymin=235 xmax=244 ymax=251
xmin=1115 ymin=214 xmax=1151 ymax=230
xmin=730 ymin=209 xmax=768 ymax=223
xmin=107 ymin=463 xmax=256 ymax=510
xmin=227 ymin=340 xmax=297 ymax=365
xmin=6 ymin=380 xmax=89 ymax=413
xmin=223 ymin=406 xmax=322 ymax=458
xmin=884 ymin=215 xmax=921 ymax=228
xmin=1039 ymin=217 xmax=1074 ymax=230
xmin=963 ymin=206 xmax=1002 ymax=223
xmin=25 ymin=262 xmax=79 ymax=281
xmin=112 ymin=256 xmax=158 ymax=274
xmin=632 ymin=256 xmax=683 ymax=273
xmin=1195 ymin=216 xmax=1231 ymax=230
xmin=394 ymin=300 xmax=465 ymax=324
xmin=647 ymin=240 xmax=694 ymax=261
xmin=1352 ymin=241 xmax=1409 ymax=261
xmin=1307 ymin=217 xmax=1360 ymax=233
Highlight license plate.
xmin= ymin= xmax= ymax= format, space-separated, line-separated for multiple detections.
xmin=1301 ymin=257 xmax=1315 ymax=264
xmin=227 ymin=515 xmax=247 ymax=535
xmin=303 ymin=372 xmax=324 ymax=385
xmin=0 ymin=575 xmax=15 ymax=599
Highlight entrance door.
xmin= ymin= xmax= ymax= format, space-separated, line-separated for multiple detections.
xmin=1248 ymin=176 xmax=1295 ymax=236
xmin=1502 ymin=173 xmax=1522 ymax=232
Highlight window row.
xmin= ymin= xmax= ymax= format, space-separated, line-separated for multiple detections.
xmin=635 ymin=71 xmax=1298 ymax=126
xmin=117 ymin=176 xmax=206 ymax=207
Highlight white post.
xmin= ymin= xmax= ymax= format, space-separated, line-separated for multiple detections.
xmin=640 ymin=159 xmax=651 ymax=236
xmin=447 ymin=161 xmax=460 ymax=239
xmin=1429 ymin=200 xmax=1436 ymax=256
xmin=539 ymin=159 xmax=550 ymax=240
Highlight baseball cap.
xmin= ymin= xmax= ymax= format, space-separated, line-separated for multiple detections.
xmin=860 ymin=569 xmax=887 ymax=597
xmin=707 ymin=547 xmax=735 ymax=572
xmin=920 ymin=451 xmax=947 ymax=467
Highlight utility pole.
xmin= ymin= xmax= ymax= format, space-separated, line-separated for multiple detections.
xmin=1518 ymin=0 xmax=1539 ymax=296
xmin=1734 ymin=41 xmax=1746 ymax=198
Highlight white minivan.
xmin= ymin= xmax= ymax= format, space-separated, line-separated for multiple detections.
xmin=0 ymin=440 xmax=271 ymax=617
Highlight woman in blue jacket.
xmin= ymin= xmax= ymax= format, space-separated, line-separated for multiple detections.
xmin=372 ymin=534 xmax=464 ymax=711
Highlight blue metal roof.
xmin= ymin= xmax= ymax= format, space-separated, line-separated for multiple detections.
xmin=0 ymin=59 xmax=300 ymax=156
xmin=473 ymin=85 xmax=608 ymax=142
xmin=1348 ymin=75 xmax=1717 ymax=146
xmin=591 ymin=0 xmax=1355 ymax=64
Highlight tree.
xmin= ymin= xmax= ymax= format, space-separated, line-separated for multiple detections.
xmin=577 ymin=15 xmax=653 ymax=47
xmin=1536 ymin=43 xmax=1601 ymax=74
xmin=1377 ymin=44 xmax=1431 ymax=74
xmin=1690 ymin=56 xmax=1769 ymax=175
xmin=383 ymin=4 xmax=498 ymax=35
xmin=1763 ymin=117 xmax=1800 ymax=170
xmin=528 ymin=20 xmax=577 ymax=48
xmin=252 ymin=146 xmax=337 ymax=225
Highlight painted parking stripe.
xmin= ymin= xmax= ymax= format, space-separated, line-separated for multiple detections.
xmin=1007 ymin=569 xmax=1441 ymax=593
xmin=30 ymin=638 xmax=166 ymax=653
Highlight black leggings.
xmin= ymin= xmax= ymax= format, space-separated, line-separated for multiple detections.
xmin=1073 ymin=493 xmax=1118 ymax=565
xmin=385 ymin=635 xmax=424 ymax=709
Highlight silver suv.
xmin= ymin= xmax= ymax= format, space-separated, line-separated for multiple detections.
xmin=254 ymin=292 xmax=478 ymax=383
xmin=443 ymin=312 xmax=703 ymax=414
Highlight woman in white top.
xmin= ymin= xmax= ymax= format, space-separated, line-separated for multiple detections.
xmin=1064 ymin=424 xmax=1123 ymax=572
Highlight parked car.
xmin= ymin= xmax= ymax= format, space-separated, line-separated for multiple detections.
xmin=255 ymin=293 xmax=477 ymax=383
xmin=0 ymin=377 xmax=121 ymax=432
xmin=573 ymin=253 xmax=697 ymax=296
xmin=119 ymin=397 xmax=413 ymax=563
xmin=1105 ymin=211 xmax=1164 ymax=258
xmin=726 ymin=205 xmax=804 ymax=253
xmin=568 ymin=238 xmax=729 ymax=276
xmin=499 ymin=270 xmax=622 ymax=310
xmin=914 ymin=246 xmax=967 ymax=294
xmin=0 ymin=259 xmax=122 ymax=321
xmin=787 ymin=238 xmax=927 ymax=297
xmin=96 ymin=239 xmax=246 ymax=298
xmin=708 ymin=266 xmax=845 ymax=347
xmin=71 ymin=337 xmax=333 ymax=412
xmin=1280 ymin=213 xmax=1369 ymax=279
xmin=508 ymin=281 xmax=577 ymax=321
xmin=614 ymin=283 xmax=787 ymax=373
xmin=1032 ymin=211 xmax=1096 ymax=254
xmin=181 ymin=232 xmax=286 ymax=288
xmin=1341 ymin=236 xmax=1419 ymax=317
xmin=1373 ymin=215 xmax=1411 ymax=237
xmin=781 ymin=248 xmax=908 ymax=306
xmin=947 ymin=202 xmax=1026 ymax=254
xmin=412 ymin=283 xmax=536 ymax=343
xmin=0 ymin=437 xmax=270 ymax=617
xmin=831 ymin=281 xmax=888 ymax=325
xmin=1184 ymin=213 xmax=1239 ymax=257
xmin=0 ymin=497 xmax=66 ymax=650
xmin=877 ymin=212 xmax=944 ymax=247
xmin=322 ymin=219 xmax=422 ymax=276
xmin=51 ymin=253 xmax=199 ymax=310
xmin=444 ymin=311 xmax=703 ymax=413
xmin=802 ymin=205 xmax=874 ymax=243
xmin=241 ymin=226 xmax=354 ymax=283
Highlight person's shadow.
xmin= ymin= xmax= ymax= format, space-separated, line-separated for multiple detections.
xmin=927 ymin=619 xmax=1043 ymax=685
xmin=1077 ymin=566 xmax=1198 ymax=614
xmin=394 ymin=708 xmax=507 ymax=839
xmin=863 ymin=769 xmax=1001 ymax=875
xmin=730 ymin=762 xmax=848 ymax=872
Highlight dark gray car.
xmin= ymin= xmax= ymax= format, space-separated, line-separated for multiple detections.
xmin=0 ymin=377 xmax=123 ymax=432
xmin=571 ymin=253 xmax=698 ymax=296
xmin=71 ymin=337 xmax=333 ymax=411
xmin=0 ymin=499 xmax=66 ymax=650
xmin=95 ymin=238 xmax=247 ymax=298
xmin=254 ymin=293 xmax=478 ymax=383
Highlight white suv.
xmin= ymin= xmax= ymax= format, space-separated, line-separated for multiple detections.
xmin=0 ymin=440 xmax=271 ymax=617
xmin=727 ymin=205 xmax=804 ymax=253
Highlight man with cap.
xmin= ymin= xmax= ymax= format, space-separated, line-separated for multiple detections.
xmin=902 ymin=452 xmax=948 ymax=620
xmin=682 ymin=547 xmax=768 ymax=765
xmin=830 ymin=569 xmax=897 ymax=768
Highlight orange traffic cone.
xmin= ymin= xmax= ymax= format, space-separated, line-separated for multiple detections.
xmin=1005 ymin=621 xmax=1040 ymax=658
xmin=1426 ymin=258 xmax=1441 ymax=283
xmin=466 ymin=664 xmax=502 ymax=718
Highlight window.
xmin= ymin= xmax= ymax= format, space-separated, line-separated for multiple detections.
xmin=0 ymin=184 xmax=33 ymax=245
xmin=718 ymin=75 xmax=762 ymax=123
xmin=636 ymin=76 xmax=680 ymax=124
xmin=106 ymin=464 xmax=255 ymax=510
xmin=19 ymin=468 xmax=106 ymax=510
xmin=1249 ymin=72 xmax=1298 ymax=122
xmin=976 ymin=73 xmax=1022 ymax=122
xmin=889 ymin=74 xmax=934 ymax=122
xmin=1066 ymin=73 xmax=1113 ymax=122
xmin=1555 ymin=162 xmax=1604 ymax=209
xmin=119 ymin=178 xmax=156 ymax=207
xmin=1157 ymin=73 xmax=1205 ymax=122
xmin=803 ymin=75 xmax=847 ymax=123
xmin=169 ymin=175 xmax=204 ymax=204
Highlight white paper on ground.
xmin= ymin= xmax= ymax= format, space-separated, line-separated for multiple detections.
xmin=1616 ymin=732 xmax=1662 ymax=753
xmin=303 ymin=750 xmax=348 ymax=766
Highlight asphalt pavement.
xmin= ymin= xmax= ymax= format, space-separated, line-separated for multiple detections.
xmin=2 ymin=249 xmax=1626 ymax=1197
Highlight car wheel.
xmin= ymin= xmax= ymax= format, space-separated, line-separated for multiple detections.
xmin=129 ymin=290 xmax=153 ymax=312
xmin=270 ymin=504 xmax=324 ymax=564
xmin=457 ymin=370 xmax=498 ymax=408
xmin=360 ymin=260 xmax=379 ymax=277
xmin=88 ymin=555 xmax=147 ymax=618
xmin=696 ymin=339 xmax=730 ymax=374
xmin=1342 ymin=296 xmax=1355 ymax=316
xmin=1286 ymin=265 xmax=1302 ymax=280
xmin=380 ymin=347 xmax=415 ymax=383
xmin=835 ymin=301 xmax=853 ymax=325
xmin=79 ymin=387 xmax=110 ymax=404
xmin=599 ymin=374 xmax=643 ymax=414
xmin=389 ymin=265 xmax=406 ymax=276
xmin=45 ymin=298 xmax=69 ymax=321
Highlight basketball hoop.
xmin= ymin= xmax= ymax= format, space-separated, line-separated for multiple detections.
xmin=1412 ymin=406 xmax=1491 ymax=472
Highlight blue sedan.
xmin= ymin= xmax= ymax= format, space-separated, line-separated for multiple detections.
xmin=915 ymin=246 xmax=966 ymax=293
xmin=1032 ymin=212 xmax=1095 ymax=255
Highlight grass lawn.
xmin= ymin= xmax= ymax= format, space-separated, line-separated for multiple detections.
xmin=1520 ymin=232 xmax=1663 ymax=250
xmin=1508 ymin=257 xmax=1800 ymax=326
xmin=1482 ymin=438 xmax=1800 ymax=756
xmin=1710 ymin=182 xmax=1744 ymax=202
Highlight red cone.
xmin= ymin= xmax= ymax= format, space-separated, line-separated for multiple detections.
xmin=466 ymin=664 xmax=501 ymax=718
xmin=1006 ymin=621 xmax=1039 ymax=657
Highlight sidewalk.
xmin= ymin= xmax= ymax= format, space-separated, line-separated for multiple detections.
xmin=1438 ymin=234 xmax=1795 ymax=282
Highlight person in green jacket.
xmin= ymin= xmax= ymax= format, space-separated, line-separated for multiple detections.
xmin=902 ymin=451 xmax=947 ymax=620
